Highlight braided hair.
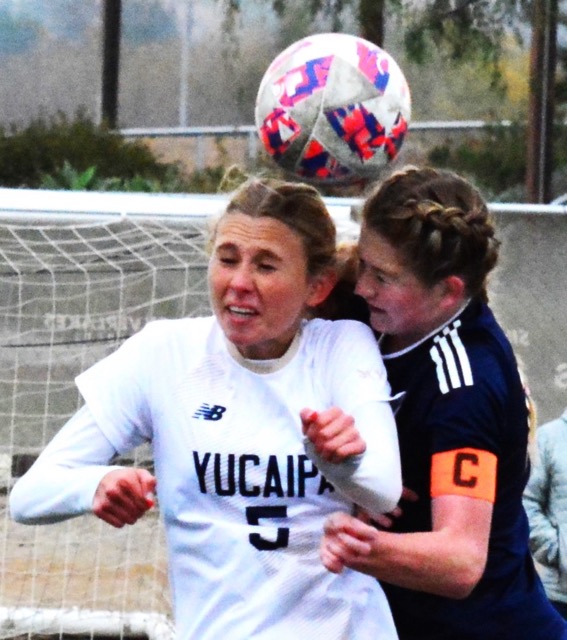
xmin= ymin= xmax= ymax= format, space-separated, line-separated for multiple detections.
xmin=361 ymin=166 xmax=500 ymax=302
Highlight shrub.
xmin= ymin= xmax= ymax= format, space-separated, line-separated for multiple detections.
xmin=427 ymin=123 xmax=527 ymax=199
xmin=0 ymin=110 xmax=183 ymax=188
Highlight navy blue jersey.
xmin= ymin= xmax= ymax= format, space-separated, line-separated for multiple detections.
xmin=381 ymin=300 xmax=567 ymax=640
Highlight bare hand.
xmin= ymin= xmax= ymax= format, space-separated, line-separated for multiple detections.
xmin=92 ymin=468 xmax=156 ymax=528
xmin=370 ymin=486 xmax=419 ymax=529
xmin=300 ymin=407 xmax=366 ymax=463
xmin=320 ymin=511 xmax=377 ymax=574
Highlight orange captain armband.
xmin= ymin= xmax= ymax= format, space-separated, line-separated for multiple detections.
xmin=431 ymin=448 xmax=497 ymax=503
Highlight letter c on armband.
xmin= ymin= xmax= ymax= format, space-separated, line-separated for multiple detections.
xmin=430 ymin=448 xmax=497 ymax=503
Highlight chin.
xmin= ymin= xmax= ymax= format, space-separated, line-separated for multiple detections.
xmin=225 ymin=331 xmax=250 ymax=348
xmin=368 ymin=314 xmax=388 ymax=334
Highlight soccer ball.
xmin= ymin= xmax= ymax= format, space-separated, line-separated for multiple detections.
xmin=255 ymin=32 xmax=411 ymax=185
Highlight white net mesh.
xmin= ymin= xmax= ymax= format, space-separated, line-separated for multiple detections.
xmin=0 ymin=203 xmax=214 ymax=639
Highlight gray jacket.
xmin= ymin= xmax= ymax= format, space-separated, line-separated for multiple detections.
xmin=523 ymin=408 xmax=567 ymax=603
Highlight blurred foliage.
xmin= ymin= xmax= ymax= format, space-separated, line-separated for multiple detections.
xmin=9 ymin=107 xmax=567 ymax=201
xmin=182 ymin=166 xmax=229 ymax=194
xmin=398 ymin=34 xmax=529 ymax=122
xmin=0 ymin=7 xmax=39 ymax=56
xmin=122 ymin=0 xmax=177 ymax=46
xmin=0 ymin=111 xmax=176 ymax=188
xmin=427 ymin=122 xmax=567 ymax=202
xmin=0 ymin=111 xmax=232 ymax=193
xmin=400 ymin=1 xmax=529 ymax=85
xmin=428 ymin=124 xmax=527 ymax=200
xmin=40 ymin=161 xmax=99 ymax=190
xmin=224 ymin=0 xmax=529 ymax=84
xmin=39 ymin=159 xmax=202 ymax=193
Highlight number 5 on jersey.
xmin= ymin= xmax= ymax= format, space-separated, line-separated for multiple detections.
xmin=246 ymin=506 xmax=289 ymax=550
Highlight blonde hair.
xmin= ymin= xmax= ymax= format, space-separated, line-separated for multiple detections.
xmin=211 ymin=177 xmax=337 ymax=277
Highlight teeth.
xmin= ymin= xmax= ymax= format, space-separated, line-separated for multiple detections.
xmin=229 ymin=306 xmax=255 ymax=315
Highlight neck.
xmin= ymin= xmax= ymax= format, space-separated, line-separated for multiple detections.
xmin=225 ymin=326 xmax=303 ymax=374
xmin=382 ymin=300 xmax=470 ymax=355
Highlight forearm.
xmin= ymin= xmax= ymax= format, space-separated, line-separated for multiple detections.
xmin=10 ymin=464 xmax=121 ymax=524
xmin=323 ymin=496 xmax=491 ymax=598
xmin=305 ymin=401 xmax=402 ymax=517
xmin=363 ymin=527 xmax=486 ymax=598
xmin=9 ymin=406 xmax=122 ymax=524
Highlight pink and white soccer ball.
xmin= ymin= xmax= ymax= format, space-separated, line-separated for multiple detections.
xmin=255 ymin=32 xmax=411 ymax=184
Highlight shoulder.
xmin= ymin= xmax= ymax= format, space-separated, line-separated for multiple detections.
xmin=301 ymin=320 xmax=386 ymax=383
xmin=537 ymin=415 xmax=567 ymax=443
xmin=79 ymin=316 xmax=221 ymax=388
xmin=120 ymin=316 xmax=219 ymax=357
xmin=428 ymin=302 xmax=519 ymax=394
xmin=304 ymin=317 xmax=376 ymax=341
xmin=456 ymin=302 xmax=515 ymax=365
xmin=303 ymin=318 xmax=379 ymax=354
xmin=138 ymin=315 xmax=215 ymax=341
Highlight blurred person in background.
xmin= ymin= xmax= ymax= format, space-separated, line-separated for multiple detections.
xmin=524 ymin=407 xmax=567 ymax=621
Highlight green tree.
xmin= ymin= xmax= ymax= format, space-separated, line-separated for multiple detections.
xmin=221 ymin=1 xmax=529 ymax=71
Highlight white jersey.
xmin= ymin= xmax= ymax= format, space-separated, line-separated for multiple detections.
xmin=11 ymin=316 xmax=400 ymax=640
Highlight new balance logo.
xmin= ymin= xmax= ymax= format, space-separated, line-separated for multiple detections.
xmin=192 ymin=403 xmax=227 ymax=421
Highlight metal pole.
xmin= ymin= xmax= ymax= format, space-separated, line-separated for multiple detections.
xmin=101 ymin=0 xmax=122 ymax=129
xmin=178 ymin=2 xmax=192 ymax=127
xmin=526 ymin=0 xmax=557 ymax=203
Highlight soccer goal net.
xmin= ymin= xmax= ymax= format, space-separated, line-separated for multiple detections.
xmin=0 ymin=187 xmax=360 ymax=640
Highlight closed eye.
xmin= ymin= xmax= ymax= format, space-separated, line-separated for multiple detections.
xmin=359 ymin=258 xmax=387 ymax=283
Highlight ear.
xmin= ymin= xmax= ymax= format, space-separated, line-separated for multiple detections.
xmin=437 ymin=275 xmax=466 ymax=310
xmin=306 ymin=269 xmax=338 ymax=308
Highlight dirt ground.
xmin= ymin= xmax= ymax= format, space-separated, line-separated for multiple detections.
xmin=0 ymin=496 xmax=171 ymax=620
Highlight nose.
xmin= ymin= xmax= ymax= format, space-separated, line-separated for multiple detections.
xmin=354 ymin=268 xmax=373 ymax=301
xmin=229 ymin=264 xmax=254 ymax=292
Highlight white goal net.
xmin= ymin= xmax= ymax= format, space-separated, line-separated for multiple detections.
xmin=0 ymin=187 xmax=360 ymax=640
xmin=0 ymin=189 xmax=216 ymax=640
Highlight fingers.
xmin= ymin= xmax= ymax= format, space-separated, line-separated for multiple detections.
xmin=93 ymin=468 xmax=157 ymax=528
xmin=320 ymin=543 xmax=347 ymax=573
xmin=320 ymin=512 xmax=375 ymax=573
xmin=401 ymin=486 xmax=419 ymax=502
xmin=142 ymin=472 xmax=157 ymax=507
xmin=368 ymin=486 xmax=420 ymax=529
xmin=300 ymin=409 xmax=319 ymax=424
xmin=371 ymin=505 xmax=403 ymax=529
xmin=301 ymin=407 xmax=366 ymax=462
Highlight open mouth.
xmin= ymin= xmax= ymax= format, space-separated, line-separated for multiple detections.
xmin=369 ymin=304 xmax=385 ymax=315
xmin=227 ymin=305 xmax=257 ymax=317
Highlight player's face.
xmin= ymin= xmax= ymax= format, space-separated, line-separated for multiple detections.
xmin=209 ymin=213 xmax=325 ymax=360
xmin=355 ymin=224 xmax=453 ymax=352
